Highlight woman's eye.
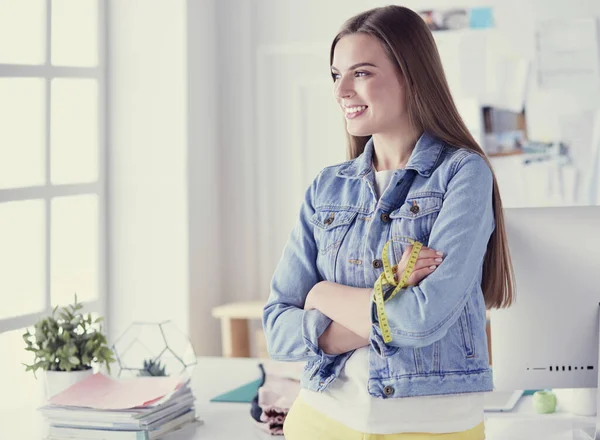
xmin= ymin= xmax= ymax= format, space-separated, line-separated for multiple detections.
xmin=331 ymin=71 xmax=369 ymax=81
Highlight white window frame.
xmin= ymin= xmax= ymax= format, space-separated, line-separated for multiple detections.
xmin=0 ymin=0 xmax=108 ymax=334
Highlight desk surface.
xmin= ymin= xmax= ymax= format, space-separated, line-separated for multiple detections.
xmin=5 ymin=356 xmax=597 ymax=440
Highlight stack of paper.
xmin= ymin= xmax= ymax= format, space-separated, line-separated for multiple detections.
xmin=38 ymin=373 xmax=201 ymax=440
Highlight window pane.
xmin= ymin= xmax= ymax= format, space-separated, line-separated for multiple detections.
xmin=0 ymin=201 xmax=46 ymax=319
xmin=50 ymin=79 xmax=98 ymax=184
xmin=51 ymin=0 xmax=98 ymax=67
xmin=0 ymin=79 xmax=45 ymax=190
xmin=0 ymin=0 xmax=45 ymax=64
xmin=0 ymin=327 xmax=46 ymax=439
xmin=51 ymin=195 xmax=99 ymax=307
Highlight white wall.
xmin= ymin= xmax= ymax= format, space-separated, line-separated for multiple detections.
xmin=215 ymin=0 xmax=260 ymax=306
xmin=107 ymin=0 xmax=189 ymax=344
xmin=108 ymin=0 xmax=222 ymax=356
xmin=187 ymin=0 xmax=222 ymax=356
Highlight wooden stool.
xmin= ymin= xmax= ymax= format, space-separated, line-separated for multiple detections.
xmin=212 ymin=301 xmax=265 ymax=357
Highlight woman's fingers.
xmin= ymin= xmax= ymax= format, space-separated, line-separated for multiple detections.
xmin=412 ymin=257 xmax=443 ymax=271
xmin=418 ymin=247 xmax=443 ymax=259
xmin=403 ymin=245 xmax=443 ymax=260
xmin=408 ymin=265 xmax=437 ymax=285
xmin=395 ymin=245 xmax=444 ymax=285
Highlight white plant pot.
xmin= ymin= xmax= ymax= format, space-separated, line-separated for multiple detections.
xmin=44 ymin=368 xmax=94 ymax=399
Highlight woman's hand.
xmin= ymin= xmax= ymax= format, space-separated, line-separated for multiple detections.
xmin=395 ymin=245 xmax=444 ymax=286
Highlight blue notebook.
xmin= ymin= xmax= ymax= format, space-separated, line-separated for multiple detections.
xmin=210 ymin=378 xmax=263 ymax=403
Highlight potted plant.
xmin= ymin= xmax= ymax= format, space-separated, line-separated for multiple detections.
xmin=138 ymin=358 xmax=167 ymax=377
xmin=22 ymin=294 xmax=115 ymax=397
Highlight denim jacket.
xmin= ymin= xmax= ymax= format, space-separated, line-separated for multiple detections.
xmin=262 ymin=132 xmax=495 ymax=399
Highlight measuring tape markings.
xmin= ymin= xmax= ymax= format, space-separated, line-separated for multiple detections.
xmin=373 ymin=238 xmax=423 ymax=343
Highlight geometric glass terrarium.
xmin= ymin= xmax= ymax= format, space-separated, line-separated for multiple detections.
xmin=111 ymin=321 xmax=197 ymax=378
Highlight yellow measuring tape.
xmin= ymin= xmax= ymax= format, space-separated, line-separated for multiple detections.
xmin=373 ymin=238 xmax=423 ymax=343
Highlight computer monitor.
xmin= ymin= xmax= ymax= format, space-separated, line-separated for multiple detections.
xmin=490 ymin=206 xmax=600 ymax=438
xmin=490 ymin=206 xmax=600 ymax=391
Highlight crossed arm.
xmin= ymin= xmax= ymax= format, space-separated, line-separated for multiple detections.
xmin=303 ymin=242 xmax=444 ymax=355
xmin=303 ymin=281 xmax=372 ymax=355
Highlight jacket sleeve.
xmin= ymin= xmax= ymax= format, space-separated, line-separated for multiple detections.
xmin=370 ymin=152 xmax=495 ymax=351
xmin=262 ymin=175 xmax=334 ymax=362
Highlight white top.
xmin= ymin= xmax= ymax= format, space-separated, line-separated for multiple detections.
xmin=299 ymin=167 xmax=485 ymax=434
xmin=373 ymin=167 xmax=396 ymax=198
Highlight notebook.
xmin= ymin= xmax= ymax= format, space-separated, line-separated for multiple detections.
xmin=210 ymin=378 xmax=263 ymax=403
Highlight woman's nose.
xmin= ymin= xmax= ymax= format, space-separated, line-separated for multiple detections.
xmin=337 ymin=88 xmax=355 ymax=99
xmin=335 ymin=78 xmax=355 ymax=99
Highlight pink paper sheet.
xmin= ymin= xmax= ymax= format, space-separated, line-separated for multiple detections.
xmin=49 ymin=373 xmax=184 ymax=410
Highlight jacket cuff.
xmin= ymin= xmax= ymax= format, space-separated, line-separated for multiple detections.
xmin=301 ymin=309 xmax=332 ymax=355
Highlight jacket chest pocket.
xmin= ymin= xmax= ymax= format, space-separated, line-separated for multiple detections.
xmin=389 ymin=193 xmax=443 ymax=263
xmin=311 ymin=210 xmax=358 ymax=282
xmin=311 ymin=210 xmax=358 ymax=254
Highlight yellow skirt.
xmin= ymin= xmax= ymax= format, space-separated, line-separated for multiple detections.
xmin=283 ymin=397 xmax=485 ymax=440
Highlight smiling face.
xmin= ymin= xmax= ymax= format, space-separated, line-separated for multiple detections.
xmin=331 ymin=33 xmax=408 ymax=137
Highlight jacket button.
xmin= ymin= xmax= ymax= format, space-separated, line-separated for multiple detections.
xmin=324 ymin=214 xmax=335 ymax=225
xmin=410 ymin=204 xmax=420 ymax=214
xmin=381 ymin=213 xmax=390 ymax=222
xmin=372 ymin=259 xmax=382 ymax=269
xmin=383 ymin=385 xmax=394 ymax=396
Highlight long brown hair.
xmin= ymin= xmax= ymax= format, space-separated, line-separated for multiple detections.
xmin=331 ymin=6 xmax=514 ymax=309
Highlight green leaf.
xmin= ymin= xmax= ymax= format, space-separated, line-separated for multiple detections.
xmin=24 ymin=295 xmax=111 ymax=377
xmin=35 ymin=328 xmax=45 ymax=342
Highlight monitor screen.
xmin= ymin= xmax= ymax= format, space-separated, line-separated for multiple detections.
xmin=490 ymin=206 xmax=600 ymax=391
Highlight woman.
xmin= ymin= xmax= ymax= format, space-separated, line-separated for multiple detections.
xmin=262 ymin=5 xmax=515 ymax=439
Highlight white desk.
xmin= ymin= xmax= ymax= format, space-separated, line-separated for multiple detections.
xmin=5 ymin=357 xmax=597 ymax=440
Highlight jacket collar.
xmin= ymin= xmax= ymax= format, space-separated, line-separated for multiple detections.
xmin=337 ymin=131 xmax=444 ymax=179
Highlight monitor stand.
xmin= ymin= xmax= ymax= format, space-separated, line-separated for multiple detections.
xmin=577 ymin=424 xmax=599 ymax=440
xmin=574 ymin=304 xmax=600 ymax=440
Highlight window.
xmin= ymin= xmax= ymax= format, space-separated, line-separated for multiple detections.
xmin=0 ymin=0 xmax=106 ymax=421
